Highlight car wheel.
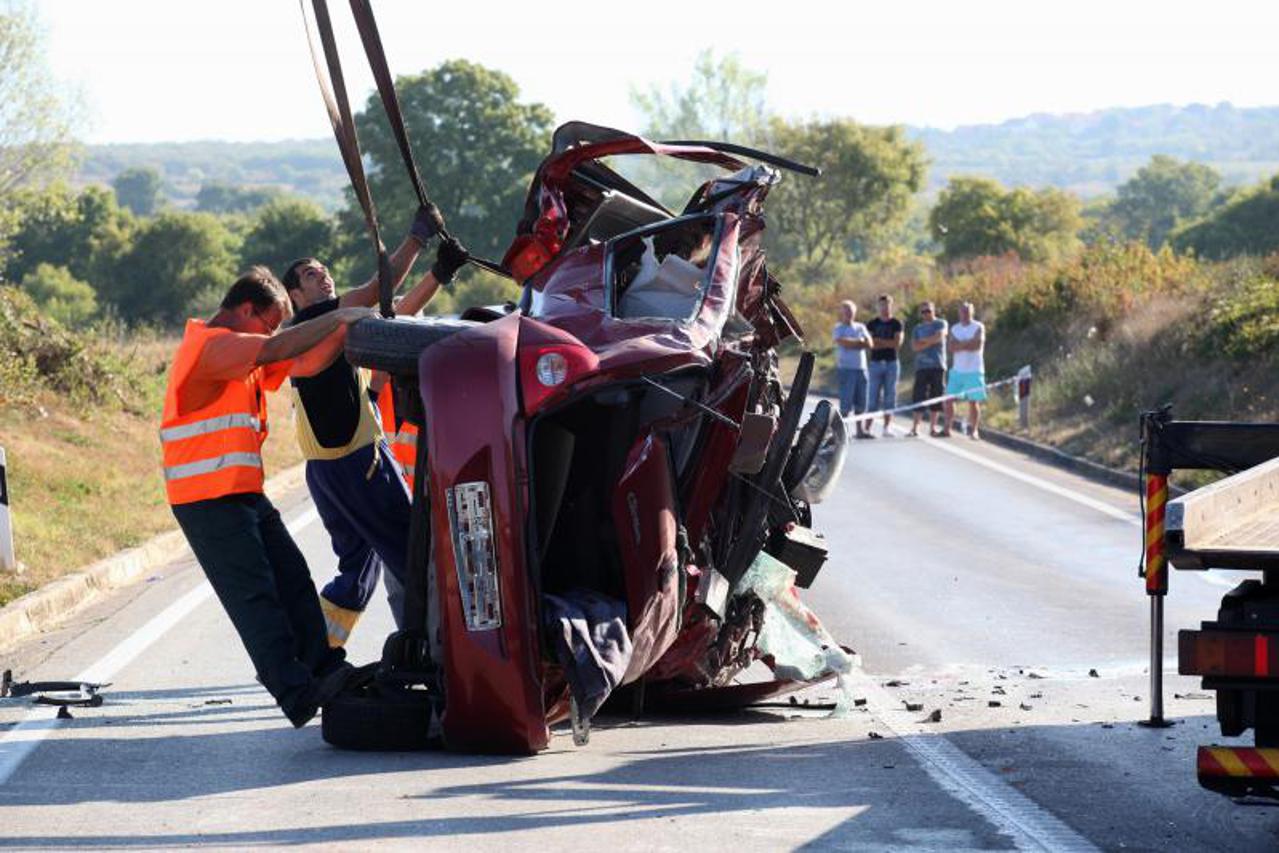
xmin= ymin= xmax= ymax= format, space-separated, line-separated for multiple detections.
xmin=794 ymin=407 xmax=848 ymax=505
xmin=321 ymin=685 xmax=437 ymax=751
xmin=344 ymin=315 xmax=477 ymax=377
xmin=782 ymin=400 xmax=833 ymax=495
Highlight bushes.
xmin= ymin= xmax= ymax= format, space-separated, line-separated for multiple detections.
xmin=0 ymin=286 xmax=151 ymax=410
xmin=20 ymin=263 xmax=96 ymax=327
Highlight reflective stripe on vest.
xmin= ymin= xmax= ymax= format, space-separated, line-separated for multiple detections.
xmin=160 ymin=319 xmax=272 ymax=505
xmin=159 ymin=413 xmax=261 ymax=443
xmin=164 ymin=451 xmax=263 ymax=482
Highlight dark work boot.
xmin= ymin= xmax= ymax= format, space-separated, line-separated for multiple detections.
xmin=286 ymin=662 xmax=355 ymax=728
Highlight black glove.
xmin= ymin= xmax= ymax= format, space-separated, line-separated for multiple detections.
xmin=409 ymin=203 xmax=445 ymax=246
xmin=431 ymin=236 xmax=469 ymax=286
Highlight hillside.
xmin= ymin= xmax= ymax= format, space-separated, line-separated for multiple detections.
xmin=74 ymin=103 xmax=1279 ymax=208
xmin=912 ymin=102 xmax=1279 ymax=196
xmin=76 ymin=138 xmax=348 ymax=211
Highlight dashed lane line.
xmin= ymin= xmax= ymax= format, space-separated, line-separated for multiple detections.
xmin=0 ymin=506 xmax=320 ymax=786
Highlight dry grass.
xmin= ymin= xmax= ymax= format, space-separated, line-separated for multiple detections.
xmin=0 ymin=336 xmax=302 ymax=607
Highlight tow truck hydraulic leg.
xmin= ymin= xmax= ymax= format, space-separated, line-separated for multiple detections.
xmin=1140 ymin=414 xmax=1173 ymax=728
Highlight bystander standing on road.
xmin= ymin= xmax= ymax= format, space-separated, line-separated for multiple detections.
xmin=160 ymin=267 xmax=376 ymax=727
xmin=282 ymin=209 xmax=468 ymax=647
xmin=908 ymin=301 xmax=948 ymax=437
xmin=944 ymin=301 xmax=987 ymax=439
xmin=832 ymin=300 xmax=873 ymax=439
xmin=865 ymin=294 xmax=904 ymax=437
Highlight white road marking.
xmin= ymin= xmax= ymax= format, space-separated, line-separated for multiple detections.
xmin=0 ymin=505 xmax=320 ymax=786
xmin=849 ymin=671 xmax=1099 ymax=852
xmin=904 ymin=429 xmax=1139 ymax=525
xmin=898 ymin=428 xmax=1240 ymax=591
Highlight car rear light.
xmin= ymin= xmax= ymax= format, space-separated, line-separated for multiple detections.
xmin=518 ymin=343 xmax=599 ymax=415
xmin=445 ymin=481 xmax=502 ymax=632
xmin=503 ymin=233 xmax=559 ymax=283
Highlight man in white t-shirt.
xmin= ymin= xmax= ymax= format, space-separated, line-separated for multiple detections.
xmin=943 ymin=301 xmax=986 ymax=440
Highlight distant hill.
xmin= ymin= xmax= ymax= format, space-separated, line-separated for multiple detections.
xmin=76 ymin=139 xmax=349 ymax=211
xmin=74 ymin=103 xmax=1279 ymax=208
xmin=910 ymin=103 xmax=1279 ymax=197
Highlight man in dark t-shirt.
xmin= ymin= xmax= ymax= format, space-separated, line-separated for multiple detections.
xmin=281 ymin=209 xmax=468 ymax=646
xmin=864 ymin=293 xmax=904 ymax=436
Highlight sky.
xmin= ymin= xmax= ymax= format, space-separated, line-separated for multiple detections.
xmin=33 ymin=0 xmax=1279 ymax=145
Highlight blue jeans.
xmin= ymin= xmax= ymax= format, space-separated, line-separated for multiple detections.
xmin=836 ymin=367 xmax=868 ymax=417
xmin=867 ymin=360 xmax=900 ymax=414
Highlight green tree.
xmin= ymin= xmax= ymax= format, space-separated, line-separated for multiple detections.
xmin=195 ymin=181 xmax=282 ymax=214
xmin=632 ymin=50 xmax=769 ymax=145
xmin=929 ymin=177 xmax=1082 ymax=263
xmin=767 ymin=118 xmax=927 ymax=271
xmin=2 ymin=184 xmax=135 ymax=286
xmin=111 ymin=166 xmax=163 ymax=216
xmin=103 ymin=212 xmax=239 ymax=323
xmin=240 ymin=197 xmax=332 ymax=274
xmin=1173 ymin=174 xmax=1279 ymax=258
xmin=0 ymin=2 xmax=80 ymax=194
xmin=348 ymin=59 xmax=555 ymax=266
xmin=1106 ymin=155 xmax=1220 ymax=248
xmin=21 ymin=262 xmax=96 ymax=326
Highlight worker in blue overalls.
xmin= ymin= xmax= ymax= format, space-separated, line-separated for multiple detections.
xmin=281 ymin=207 xmax=467 ymax=645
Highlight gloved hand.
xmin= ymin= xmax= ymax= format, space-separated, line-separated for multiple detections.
xmin=409 ymin=203 xmax=445 ymax=246
xmin=431 ymin=236 xmax=469 ymax=286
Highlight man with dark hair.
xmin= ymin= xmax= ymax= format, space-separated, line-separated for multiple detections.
xmin=282 ymin=211 xmax=468 ymax=646
xmin=865 ymin=294 xmax=904 ymax=437
xmin=161 ymin=266 xmax=376 ymax=728
xmin=908 ymin=301 xmax=948 ymax=437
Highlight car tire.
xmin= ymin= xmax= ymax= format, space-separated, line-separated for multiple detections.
xmin=321 ymin=685 xmax=437 ymax=751
xmin=344 ymin=315 xmax=477 ymax=377
xmin=782 ymin=400 xmax=833 ymax=494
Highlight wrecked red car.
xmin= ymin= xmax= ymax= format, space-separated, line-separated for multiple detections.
xmin=329 ymin=122 xmax=852 ymax=754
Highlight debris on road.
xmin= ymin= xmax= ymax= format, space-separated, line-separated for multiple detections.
xmin=1019 ymin=703 xmax=1033 ymax=711
xmin=868 ymin=731 xmax=884 ymax=740
xmin=1088 ymin=669 xmax=1100 ymax=678
xmin=989 ymin=700 xmax=1002 ymax=707
xmin=904 ymin=701 xmax=924 ymax=712
xmin=924 ymin=709 xmax=942 ymax=723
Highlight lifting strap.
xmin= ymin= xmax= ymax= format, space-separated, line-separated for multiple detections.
xmin=302 ymin=0 xmax=510 ymax=313
xmin=301 ymin=0 xmax=394 ymax=315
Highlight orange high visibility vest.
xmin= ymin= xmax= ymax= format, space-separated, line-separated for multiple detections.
xmin=160 ymin=320 xmax=275 ymax=505
xmin=377 ymin=383 xmax=419 ymax=488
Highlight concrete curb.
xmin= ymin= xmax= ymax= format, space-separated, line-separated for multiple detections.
xmin=0 ymin=463 xmax=307 ymax=653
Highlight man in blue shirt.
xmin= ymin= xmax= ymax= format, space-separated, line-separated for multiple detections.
xmin=908 ymin=301 xmax=948 ymax=437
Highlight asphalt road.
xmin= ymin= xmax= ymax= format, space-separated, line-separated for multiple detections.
xmin=2 ymin=427 xmax=1278 ymax=850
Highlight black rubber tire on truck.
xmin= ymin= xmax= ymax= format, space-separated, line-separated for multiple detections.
xmin=321 ymin=685 xmax=437 ymax=751
xmin=344 ymin=315 xmax=478 ymax=377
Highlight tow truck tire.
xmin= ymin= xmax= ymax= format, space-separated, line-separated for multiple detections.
xmin=321 ymin=687 xmax=436 ymax=751
xmin=344 ymin=315 xmax=477 ymax=377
